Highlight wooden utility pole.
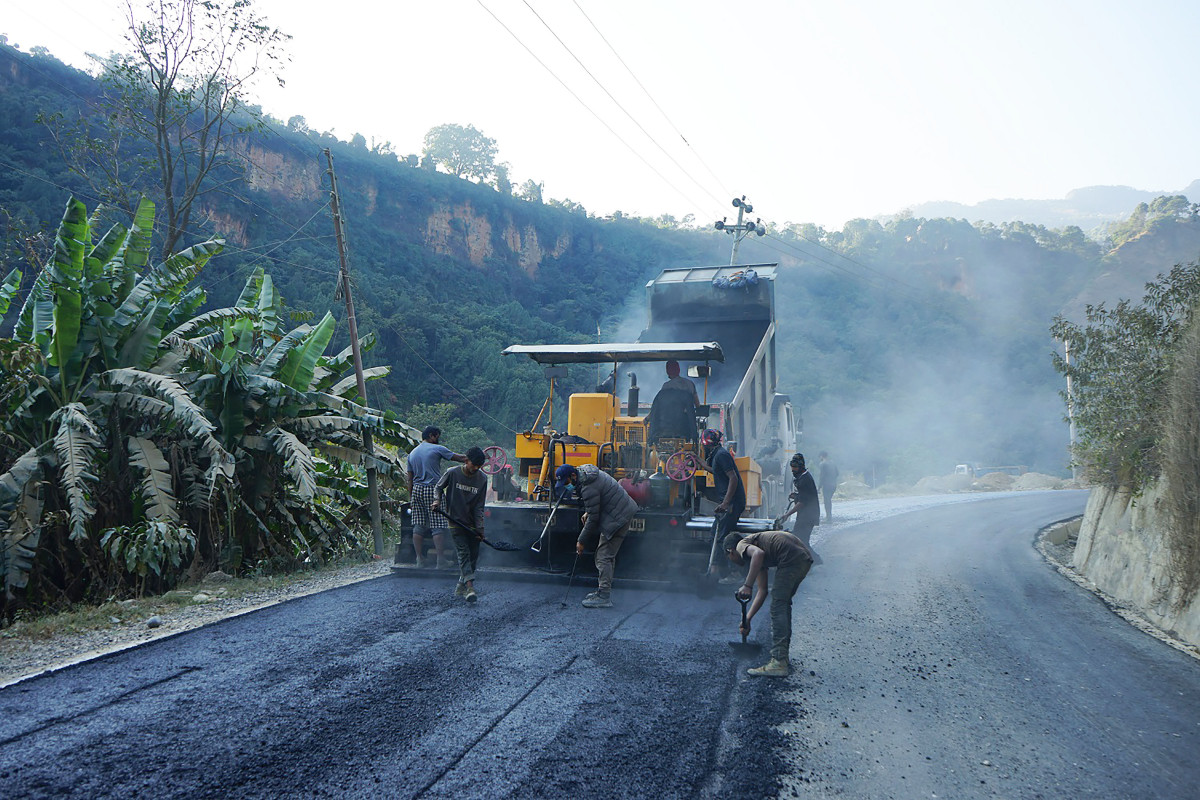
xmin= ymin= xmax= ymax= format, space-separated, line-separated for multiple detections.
xmin=324 ymin=149 xmax=385 ymax=556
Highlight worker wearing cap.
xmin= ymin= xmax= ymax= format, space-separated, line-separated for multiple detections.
xmin=557 ymin=463 xmax=640 ymax=608
xmin=776 ymin=453 xmax=820 ymax=550
xmin=724 ymin=530 xmax=814 ymax=677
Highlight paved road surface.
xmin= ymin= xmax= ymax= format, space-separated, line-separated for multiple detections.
xmin=2 ymin=490 xmax=1198 ymax=798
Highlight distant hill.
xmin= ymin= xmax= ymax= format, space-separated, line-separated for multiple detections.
xmin=903 ymin=182 xmax=1200 ymax=233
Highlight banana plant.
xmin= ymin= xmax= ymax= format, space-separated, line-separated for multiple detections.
xmin=0 ymin=197 xmax=234 ymax=600
xmin=157 ymin=267 xmax=421 ymax=565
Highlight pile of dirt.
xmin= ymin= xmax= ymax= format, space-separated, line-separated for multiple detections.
xmin=974 ymin=472 xmax=1015 ymax=490
xmin=913 ymin=474 xmax=975 ymax=493
xmin=1013 ymin=472 xmax=1066 ymax=490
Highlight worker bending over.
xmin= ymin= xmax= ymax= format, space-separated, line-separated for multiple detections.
xmin=724 ymin=530 xmax=814 ymax=677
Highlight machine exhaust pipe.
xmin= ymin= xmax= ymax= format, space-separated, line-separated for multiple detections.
xmin=627 ymin=372 xmax=639 ymax=417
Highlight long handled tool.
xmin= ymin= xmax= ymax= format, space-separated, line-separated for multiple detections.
xmin=729 ymin=590 xmax=762 ymax=654
xmin=440 ymin=513 xmax=521 ymax=551
xmin=706 ymin=510 xmax=726 ymax=575
xmin=559 ymin=550 xmax=582 ymax=607
xmin=530 ymin=491 xmax=568 ymax=554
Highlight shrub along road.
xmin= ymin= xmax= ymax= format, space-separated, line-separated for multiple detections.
xmin=2 ymin=490 xmax=1198 ymax=798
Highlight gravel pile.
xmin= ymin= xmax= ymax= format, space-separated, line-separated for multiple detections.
xmin=1 ymin=560 xmax=393 ymax=687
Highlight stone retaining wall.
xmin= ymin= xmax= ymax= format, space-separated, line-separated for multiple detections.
xmin=1073 ymin=480 xmax=1200 ymax=648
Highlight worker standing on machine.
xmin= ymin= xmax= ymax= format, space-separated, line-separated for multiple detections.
xmin=702 ymin=428 xmax=744 ymax=581
xmin=557 ymin=464 xmax=639 ymax=608
xmin=724 ymin=531 xmax=814 ymax=677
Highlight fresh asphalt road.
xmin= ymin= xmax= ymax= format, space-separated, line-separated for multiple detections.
xmin=2 ymin=490 xmax=1199 ymax=799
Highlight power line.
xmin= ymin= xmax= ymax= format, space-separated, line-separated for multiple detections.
xmin=521 ymin=0 xmax=728 ymax=214
xmin=475 ymin=0 xmax=715 ymax=222
xmin=570 ymin=0 xmax=733 ymax=201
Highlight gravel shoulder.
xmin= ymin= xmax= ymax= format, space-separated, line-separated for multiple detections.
xmin=0 ymin=558 xmax=394 ymax=687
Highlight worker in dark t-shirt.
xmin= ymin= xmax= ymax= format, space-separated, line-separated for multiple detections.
xmin=433 ymin=447 xmax=489 ymax=603
xmin=702 ymin=428 xmax=745 ymax=580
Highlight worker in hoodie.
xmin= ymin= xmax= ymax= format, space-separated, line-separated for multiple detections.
xmin=556 ymin=463 xmax=640 ymax=608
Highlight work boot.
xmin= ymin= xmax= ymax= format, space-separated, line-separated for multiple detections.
xmin=415 ymin=556 xmax=426 ymax=569
xmin=582 ymin=591 xmax=612 ymax=608
xmin=465 ymin=586 xmax=478 ymax=603
xmin=437 ymin=556 xmax=453 ymax=570
xmin=454 ymin=582 xmax=467 ymax=598
xmin=747 ymin=658 xmax=789 ymax=677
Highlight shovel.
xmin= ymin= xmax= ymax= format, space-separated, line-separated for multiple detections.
xmin=439 ymin=512 xmax=521 ymax=551
xmin=695 ymin=511 xmax=726 ymax=598
xmin=728 ymin=590 xmax=762 ymax=655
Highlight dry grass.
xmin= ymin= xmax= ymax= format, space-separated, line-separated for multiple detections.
xmin=1162 ymin=310 xmax=1200 ymax=610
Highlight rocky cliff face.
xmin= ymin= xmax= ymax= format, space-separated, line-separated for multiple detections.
xmin=243 ymin=144 xmax=573 ymax=275
xmin=420 ymin=200 xmax=571 ymax=275
xmin=1073 ymin=481 xmax=1200 ymax=649
xmin=243 ymin=144 xmax=323 ymax=202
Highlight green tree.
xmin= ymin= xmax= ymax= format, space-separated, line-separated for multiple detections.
xmin=517 ymin=179 xmax=543 ymax=204
xmin=0 ymin=197 xmax=233 ymax=602
xmin=421 ymin=123 xmax=498 ymax=181
xmin=1050 ymin=262 xmax=1200 ymax=488
xmin=41 ymin=0 xmax=290 ymax=258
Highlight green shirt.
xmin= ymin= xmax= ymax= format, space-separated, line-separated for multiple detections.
xmin=737 ymin=530 xmax=812 ymax=568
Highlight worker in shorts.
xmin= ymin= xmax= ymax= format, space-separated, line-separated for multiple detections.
xmin=407 ymin=426 xmax=467 ymax=568
xmin=433 ymin=447 xmax=489 ymax=602
xmin=724 ymin=530 xmax=814 ymax=677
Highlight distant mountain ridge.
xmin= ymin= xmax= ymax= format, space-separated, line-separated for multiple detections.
xmin=903 ymin=181 xmax=1200 ymax=232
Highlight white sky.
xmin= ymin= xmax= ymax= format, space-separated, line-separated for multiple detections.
xmin=4 ymin=0 xmax=1199 ymax=229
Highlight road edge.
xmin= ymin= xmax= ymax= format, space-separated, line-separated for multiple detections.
xmin=1036 ymin=518 xmax=1200 ymax=662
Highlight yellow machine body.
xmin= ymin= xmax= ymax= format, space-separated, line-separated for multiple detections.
xmin=567 ymin=394 xmax=619 ymax=442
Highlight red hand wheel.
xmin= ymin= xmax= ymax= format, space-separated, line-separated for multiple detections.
xmin=482 ymin=445 xmax=508 ymax=475
xmin=665 ymin=450 xmax=701 ymax=482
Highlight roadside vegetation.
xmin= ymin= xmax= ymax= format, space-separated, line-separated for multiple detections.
xmin=1051 ymin=261 xmax=1200 ymax=610
xmin=0 ymin=197 xmax=419 ymax=618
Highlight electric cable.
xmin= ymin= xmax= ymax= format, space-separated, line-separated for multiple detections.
xmin=521 ymin=0 xmax=729 ymax=214
xmin=475 ymin=0 xmax=716 ymax=223
xmin=570 ymin=0 xmax=733 ymax=201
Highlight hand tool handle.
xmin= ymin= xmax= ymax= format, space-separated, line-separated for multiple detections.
xmin=737 ymin=592 xmax=749 ymax=643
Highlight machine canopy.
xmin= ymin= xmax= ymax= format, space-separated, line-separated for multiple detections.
xmin=501 ymin=342 xmax=724 ymax=365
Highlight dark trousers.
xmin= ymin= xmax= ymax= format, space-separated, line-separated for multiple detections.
xmin=451 ymin=526 xmax=480 ymax=584
xmin=792 ymin=518 xmax=815 ymax=548
xmin=821 ymin=486 xmax=834 ymax=520
xmin=770 ymin=558 xmax=812 ymax=661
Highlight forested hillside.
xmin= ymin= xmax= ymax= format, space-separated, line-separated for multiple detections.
xmin=4 ymin=42 xmax=1200 ymax=483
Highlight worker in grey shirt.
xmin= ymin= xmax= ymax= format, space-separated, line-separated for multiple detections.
xmin=433 ymin=447 xmax=489 ymax=602
xmin=407 ymin=426 xmax=466 ymax=568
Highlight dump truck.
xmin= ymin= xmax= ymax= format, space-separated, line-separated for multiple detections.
xmin=395 ymin=263 xmax=799 ymax=580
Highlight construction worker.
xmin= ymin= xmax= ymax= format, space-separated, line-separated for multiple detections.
xmin=557 ymin=464 xmax=639 ymax=608
xmin=432 ymin=447 xmax=488 ymax=603
xmin=407 ymin=426 xmax=467 ymax=568
xmin=724 ymin=530 xmax=814 ymax=677
xmin=818 ymin=451 xmax=839 ymax=523
xmin=702 ymin=428 xmax=744 ymax=581
xmin=776 ymin=453 xmax=820 ymax=550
